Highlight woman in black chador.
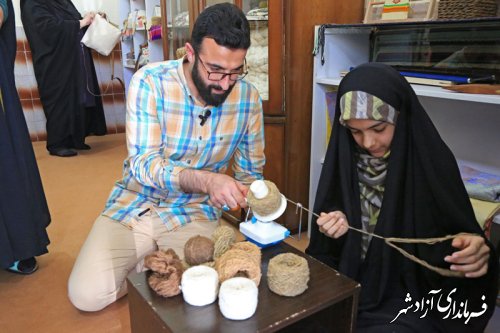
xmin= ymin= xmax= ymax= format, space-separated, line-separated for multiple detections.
xmin=0 ymin=0 xmax=50 ymax=274
xmin=21 ymin=0 xmax=106 ymax=157
xmin=306 ymin=63 xmax=498 ymax=332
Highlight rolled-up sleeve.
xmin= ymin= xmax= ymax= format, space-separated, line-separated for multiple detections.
xmin=126 ymin=68 xmax=185 ymax=193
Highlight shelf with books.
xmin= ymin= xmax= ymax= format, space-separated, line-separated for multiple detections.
xmin=315 ymin=77 xmax=500 ymax=105
xmin=120 ymin=0 xmax=164 ymax=93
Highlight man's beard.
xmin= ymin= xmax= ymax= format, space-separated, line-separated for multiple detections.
xmin=192 ymin=58 xmax=235 ymax=107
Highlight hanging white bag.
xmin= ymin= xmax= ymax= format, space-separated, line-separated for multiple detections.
xmin=81 ymin=13 xmax=121 ymax=56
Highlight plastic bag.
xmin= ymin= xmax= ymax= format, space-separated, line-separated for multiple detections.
xmin=81 ymin=13 xmax=121 ymax=56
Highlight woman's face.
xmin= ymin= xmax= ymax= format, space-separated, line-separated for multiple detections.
xmin=344 ymin=119 xmax=395 ymax=158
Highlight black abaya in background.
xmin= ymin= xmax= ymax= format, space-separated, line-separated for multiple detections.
xmin=20 ymin=0 xmax=106 ymax=153
xmin=0 ymin=0 xmax=50 ymax=269
xmin=306 ymin=63 xmax=498 ymax=332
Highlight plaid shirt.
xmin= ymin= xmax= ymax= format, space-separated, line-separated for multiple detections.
xmin=102 ymin=58 xmax=265 ymax=230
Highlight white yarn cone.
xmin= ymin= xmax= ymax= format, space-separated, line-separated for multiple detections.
xmin=181 ymin=266 xmax=219 ymax=306
xmin=218 ymin=277 xmax=258 ymax=320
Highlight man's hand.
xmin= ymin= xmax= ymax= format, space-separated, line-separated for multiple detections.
xmin=205 ymin=173 xmax=248 ymax=210
xmin=316 ymin=211 xmax=349 ymax=239
xmin=179 ymin=169 xmax=248 ymax=210
xmin=444 ymin=234 xmax=490 ymax=278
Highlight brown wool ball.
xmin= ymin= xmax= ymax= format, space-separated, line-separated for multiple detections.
xmin=184 ymin=235 xmax=215 ymax=266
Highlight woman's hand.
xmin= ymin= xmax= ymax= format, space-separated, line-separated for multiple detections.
xmin=316 ymin=211 xmax=349 ymax=239
xmin=79 ymin=12 xmax=95 ymax=29
xmin=444 ymin=234 xmax=490 ymax=278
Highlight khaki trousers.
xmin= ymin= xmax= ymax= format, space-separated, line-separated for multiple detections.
xmin=68 ymin=210 xmax=218 ymax=311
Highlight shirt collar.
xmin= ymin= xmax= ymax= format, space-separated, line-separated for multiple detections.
xmin=176 ymin=56 xmax=196 ymax=103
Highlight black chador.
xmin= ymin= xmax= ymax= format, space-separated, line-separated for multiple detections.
xmin=0 ymin=0 xmax=51 ymax=269
xmin=20 ymin=0 xmax=106 ymax=153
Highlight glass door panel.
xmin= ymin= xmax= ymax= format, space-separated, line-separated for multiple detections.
xmin=242 ymin=0 xmax=269 ymax=100
xmin=162 ymin=0 xmax=191 ymax=59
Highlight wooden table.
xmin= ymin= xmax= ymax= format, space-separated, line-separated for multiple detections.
xmin=127 ymin=242 xmax=360 ymax=333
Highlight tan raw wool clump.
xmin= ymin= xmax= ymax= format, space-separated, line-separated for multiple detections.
xmin=212 ymin=225 xmax=236 ymax=258
xmin=246 ymin=180 xmax=282 ymax=216
xmin=267 ymin=253 xmax=310 ymax=297
xmin=184 ymin=235 xmax=215 ymax=266
xmin=215 ymin=248 xmax=262 ymax=286
xmin=144 ymin=248 xmax=184 ymax=297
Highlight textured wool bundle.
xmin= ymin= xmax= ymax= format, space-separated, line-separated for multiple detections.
xmin=267 ymin=253 xmax=310 ymax=297
xmin=184 ymin=235 xmax=215 ymax=266
xmin=215 ymin=245 xmax=262 ymax=286
xmin=144 ymin=248 xmax=184 ymax=297
xmin=246 ymin=180 xmax=282 ymax=216
xmin=212 ymin=225 xmax=236 ymax=259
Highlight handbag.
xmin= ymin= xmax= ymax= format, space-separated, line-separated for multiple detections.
xmin=81 ymin=13 xmax=121 ymax=56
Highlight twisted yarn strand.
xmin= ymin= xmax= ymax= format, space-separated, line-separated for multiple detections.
xmin=286 ymin=197 xmax=474 ymax=277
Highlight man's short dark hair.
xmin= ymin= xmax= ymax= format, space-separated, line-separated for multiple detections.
xmin=191 ymin=3 xmax=250 ymax=54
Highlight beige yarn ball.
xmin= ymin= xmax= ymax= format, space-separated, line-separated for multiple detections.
xmin=212 ymin=225 xmax=236 ymax=242
xmin=184 ymin=235 xmax=215 ymax=266
xmin=212 ymin=225 xmax=236 ymax=259
xmin=267 ymin=253 xmax=310 ymax=297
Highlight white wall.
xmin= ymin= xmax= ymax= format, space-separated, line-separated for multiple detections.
xmin=72 ymin=0 xmax=120 ymax=24
xmin=12 ymin=0 xmax=120 ymax=27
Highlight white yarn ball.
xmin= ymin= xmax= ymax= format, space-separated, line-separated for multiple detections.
xmin=181 ymin=265 xmax=219 ymax=306
xmin=218 ymin=277 xmax=258 ymax=320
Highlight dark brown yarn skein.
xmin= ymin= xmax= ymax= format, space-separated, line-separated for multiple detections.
xmin=144 ymin=248 xmax=184 ymax=297
xmin=184 ymin=235 xmax=215 ymax=266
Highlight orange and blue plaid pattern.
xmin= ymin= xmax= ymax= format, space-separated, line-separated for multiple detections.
xmin=102 ymin=58 xmax=265 ymax=230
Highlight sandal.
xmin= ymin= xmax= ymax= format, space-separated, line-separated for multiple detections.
xmin=6 ymin=257 xmax=38 ymax=275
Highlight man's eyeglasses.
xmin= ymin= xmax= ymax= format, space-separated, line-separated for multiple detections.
xmin=197 ymin=56 xmax=248 ymax=82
